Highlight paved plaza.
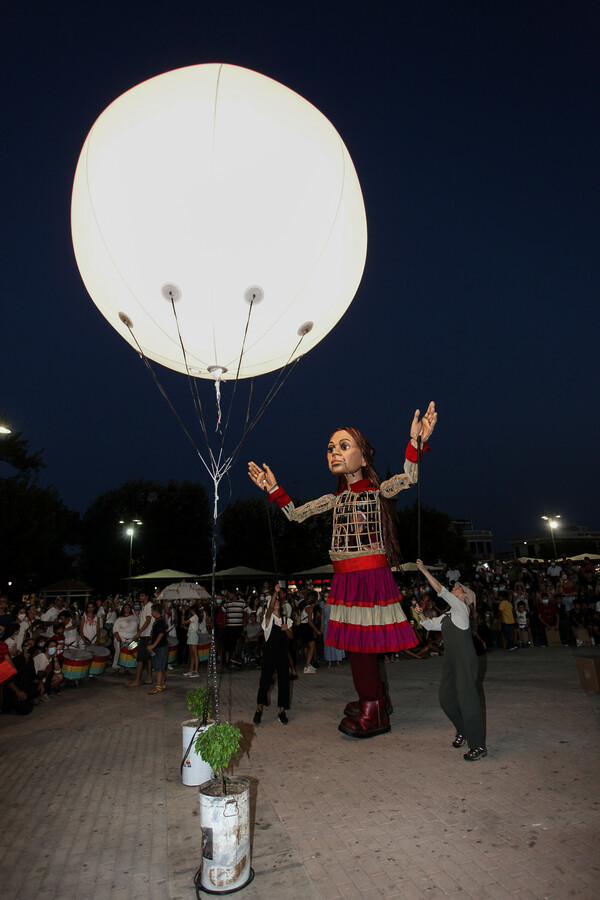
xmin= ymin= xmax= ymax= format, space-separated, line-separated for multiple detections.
xmin=1 ymin=646 xmax=599 ymax=899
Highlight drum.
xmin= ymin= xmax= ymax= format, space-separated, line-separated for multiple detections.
xmin=167 ymin=636 xmax=179 ymax=666
xmin=198 ymin=636 xmax=211 ymax=663
xmin=118 ymin=643 xmax=138 ymax=669
xmin=62 ymin=648 xmax=93 ymax=681
xmin=89 ymin=645 xmax=111 ymax=675
xmin=99 ymin=627 xmax=109 ymax=645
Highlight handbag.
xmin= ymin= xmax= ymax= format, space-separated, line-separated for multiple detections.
xmin=0 ymin=657 xmax=17 ymax=685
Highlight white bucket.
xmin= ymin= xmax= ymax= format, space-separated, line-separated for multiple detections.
xmin=181 ymin=720 xmax=214 ymax=787
xmin=198 ymin=777 xmax=252 ymax=893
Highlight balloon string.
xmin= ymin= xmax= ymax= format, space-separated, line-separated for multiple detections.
xmin=170 ymin=301 xmax=217 ymax=469
xmin=222 ymin=299 xmax=254 ymax=440
xmin=123 ymin=325 xmax=214 ymax=481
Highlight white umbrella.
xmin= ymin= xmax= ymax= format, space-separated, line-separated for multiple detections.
xmin=156 ymin=581 xmax=210 ymax=601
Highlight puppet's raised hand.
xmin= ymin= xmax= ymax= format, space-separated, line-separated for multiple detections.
xmin=248 ymin=461 xmax=278 ymax=491
xmin=410 ymin=401 xmax=437 ymax=443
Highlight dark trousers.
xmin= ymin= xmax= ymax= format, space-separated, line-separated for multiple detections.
xmin=257 ymin=630 xmax=290 ymax=709
xmin=439 ymin=619 xmax=485 ymax=749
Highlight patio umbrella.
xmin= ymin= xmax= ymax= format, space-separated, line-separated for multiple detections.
xmin=156 ymin=581 xmax=210 ymax=601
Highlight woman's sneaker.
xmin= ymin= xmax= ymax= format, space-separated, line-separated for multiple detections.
xmin=452 ymin=733 xmax=466 ymax=748
xmin=278 ymin=711 xmax=288 ymax=725
xmin=464 ymin=746 xmax=487 ymax=761
xmin=303 ymin=665 xmax=316 ymax=674
xmin=253 ymin=710 xmax=262 ymax=726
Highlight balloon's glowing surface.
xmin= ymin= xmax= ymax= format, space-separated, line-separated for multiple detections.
xmin=71 ymin=64 xmax=367 ymax=380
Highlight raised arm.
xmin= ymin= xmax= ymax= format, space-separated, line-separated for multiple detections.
xmin=380 ymin=402 xmax=438 ymax=497
xmin=248 ymin=460 xmax=335 ymax=522
xmin=416 ymin=559 xmax=444 ymax=595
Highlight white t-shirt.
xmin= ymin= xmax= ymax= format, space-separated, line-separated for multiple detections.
xmin=113 ymin=615 xmax=138 ymax=643
xmin=139 ymin=602 xmax=153 ymax=638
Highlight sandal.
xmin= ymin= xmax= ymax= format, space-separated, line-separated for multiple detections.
xmin=148 ymin=686 xmax=164 ymax=694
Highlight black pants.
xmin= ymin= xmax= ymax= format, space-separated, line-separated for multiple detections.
xmin=256 ymin=628 xmax=290 ymax=709
xmin=439 ymin=617 xmax=485 ymax=749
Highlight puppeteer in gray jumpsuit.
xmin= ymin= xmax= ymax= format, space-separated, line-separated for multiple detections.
xmin=420 ymin=586 xmax=486 ymax=758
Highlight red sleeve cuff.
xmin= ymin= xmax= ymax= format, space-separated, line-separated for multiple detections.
xmin=405 ymin=441 xmax=432 ymax=463
xmin=268 ymin=486 xmax=291 ymax=508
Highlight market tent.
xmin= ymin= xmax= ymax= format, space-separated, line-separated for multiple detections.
xmin=129 ymin=568 xmax=200 ymax=581
xmin=569 ymin=553 xmax=600 ymax=561
xmin=199 ymin=566 xmax=277 ymax=579
xmin=291 ymin=564 xmax=334 ymax=576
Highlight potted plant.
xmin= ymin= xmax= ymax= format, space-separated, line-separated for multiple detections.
xmin=181 ymin=685 xmax=214 ymax=787
xmin=196 ymin=722 xmax=253 ymax=893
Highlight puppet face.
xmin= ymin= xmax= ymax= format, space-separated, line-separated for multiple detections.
xmin=327 ymin=430 xmax=366 ymax=480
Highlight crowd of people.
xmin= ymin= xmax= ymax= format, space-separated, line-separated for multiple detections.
xmin=0 ymin=554 xmax=598 ymax=718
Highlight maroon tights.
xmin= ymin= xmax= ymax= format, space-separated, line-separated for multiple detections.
xmin=349 ymin=652 xmax=384 ymax=702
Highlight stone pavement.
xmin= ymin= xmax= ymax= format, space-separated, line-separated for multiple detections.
xmin=1 ymin=646 xmax=599 ymax=899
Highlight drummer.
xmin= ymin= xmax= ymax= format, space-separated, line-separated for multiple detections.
xmin=111 ymin=602 xmax=138 ymax=674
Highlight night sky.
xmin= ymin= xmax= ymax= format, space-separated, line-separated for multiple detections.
xmin=3 ymin=1 xmax=599 ymax=553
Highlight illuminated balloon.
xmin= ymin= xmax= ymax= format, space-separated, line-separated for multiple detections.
xmin=71 ymin=64 xmax=367 ymax=380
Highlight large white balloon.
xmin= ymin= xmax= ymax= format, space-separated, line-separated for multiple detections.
xmin=71 ymin=64 xmax=367 ymax=380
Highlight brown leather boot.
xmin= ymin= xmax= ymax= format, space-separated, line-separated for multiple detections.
xmin=344 ymin=696 xmax=393 ymax=717
xmin=338 ymin=700 xmax=391 ymax=738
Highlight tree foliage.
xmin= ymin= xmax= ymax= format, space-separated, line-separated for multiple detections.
xmin=0 ymin=428 xmax=79 ymax=594
xmin=219 ymin=495 xmax=332 ymax=574
xmin=81 ymin=478 xmax=212 ymax=592
xmin=396 ymin=501 xmax=471 ymax=565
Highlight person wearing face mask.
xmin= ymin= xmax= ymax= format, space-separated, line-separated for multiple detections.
xmin=415 ymin=560 xmax=486 ymax=761
xmin=34 ymin=639 xmax=64 ymax=696
xmin=3 ymin=640 xmax=44 ymax=714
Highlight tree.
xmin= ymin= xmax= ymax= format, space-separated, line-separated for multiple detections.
xmin=0 ymin=428 xmax=79 ymax=595
xmin=395 ymin=501 xmax=471 ymax=566
xmin=81 ymin=479 xmax=212 ymax=592
xmin=219 ymin=495 xmax=332 ymax=575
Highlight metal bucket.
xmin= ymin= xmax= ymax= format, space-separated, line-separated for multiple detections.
xmin=181 ymin=720 xmax=214 ymax=787
xmin=198 ymin=777 xmax=252 ymax=893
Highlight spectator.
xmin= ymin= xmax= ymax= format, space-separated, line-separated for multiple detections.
xmin=300 ymin=590 xmax=321 ymax=674
xmin=223 ymin=590 xmax=246 ymax=667
xmin=546 ymin=560 xmax=562 ymax=584
xmin=112 ymin=601 xmax=138 ymax=674
xmin=569 ymin=601 xmax=589 ymax=647
xmin=34 ymin=638 xmax=64 ymax=695
xmin=147 ymin=603 xmax=168 ymax=693
xmin=80 ymin=602 xmax=100 ymax=648
xmin=446 ymin=564 xmax=461 ymax=586
xmin=183 ymin=603 xmax=201 ymax=678
xmin=3 ymin=639 xmax=44 ymax=714
xmin=498 ymin=592 xmax=517 ymax=651
xmin=536 ymin=593 xmax=559 ymax=646
xmin=0 ymin=595 xmax=13 ymax=627
xmin=127 ymin=591 xmax=154 ymax=687
xmin=515 ymin=601 xmax=532 ymax=648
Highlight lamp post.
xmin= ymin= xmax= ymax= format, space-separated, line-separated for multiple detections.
xmin=541 ymin=515 xmax=561 ymax=559
xmin=120 ymin=519 xmax=142 ymax=598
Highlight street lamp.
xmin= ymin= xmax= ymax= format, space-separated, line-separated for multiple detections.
xmin=120 ymin=519 xmax=142 ymax=598
xmin=541 ymin=515 xmax=561 ymax=558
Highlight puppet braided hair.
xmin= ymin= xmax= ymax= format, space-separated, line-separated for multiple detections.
xmin=332 ymin=426 xmax=402 ymax=569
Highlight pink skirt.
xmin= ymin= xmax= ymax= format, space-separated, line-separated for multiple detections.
xmin=325 ymin=565 xmax=418 ymax=653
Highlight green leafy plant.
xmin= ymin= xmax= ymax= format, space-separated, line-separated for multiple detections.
xmin=195 ymin=722 xmax=242 ymax=795
xmin=186 ymin=685 xmax=213 ymax=722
